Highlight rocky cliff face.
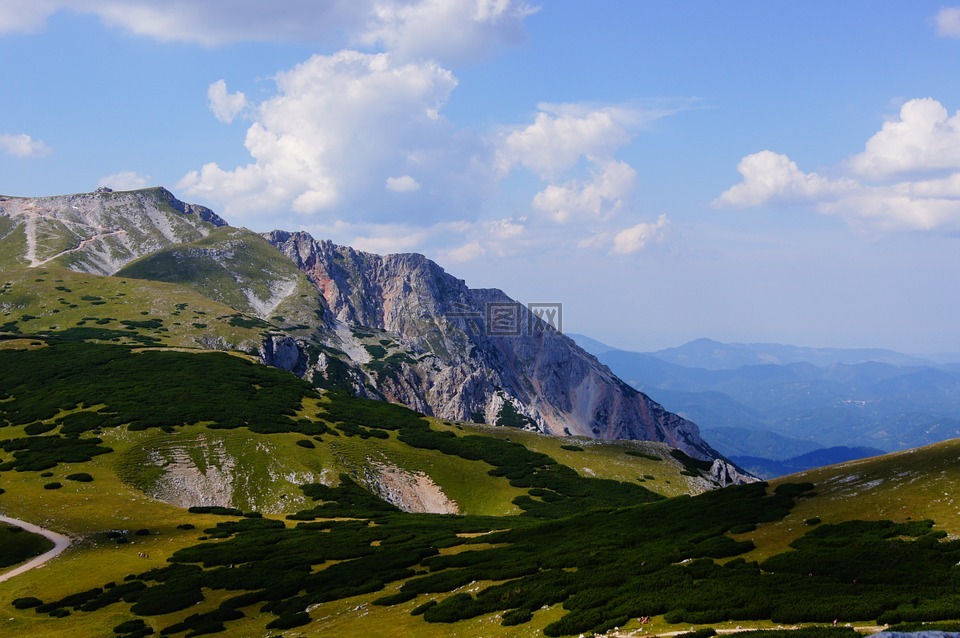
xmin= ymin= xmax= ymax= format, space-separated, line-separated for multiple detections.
xmin=0 ymin=187 xmax=745 ymax=482
xmin=266 ymin=230 xmax=727 ymax=464
xmin=0 ymin=187 xmax=226 ymax=275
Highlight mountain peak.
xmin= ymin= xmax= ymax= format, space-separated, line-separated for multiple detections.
xmin=0 ymin=187 xmax=228 ymax=274
xmin=0 ymin=187 xmax=745 ymax=478
xmin=266 ymin=230 xmax=734 ymax=468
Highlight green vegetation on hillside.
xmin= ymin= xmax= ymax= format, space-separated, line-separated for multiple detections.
xmin=6 ymin=336 xmax=960 ymax=635
xmin=33 ymin=474 xmax=960 ymax=637
xmin=0 ymin=266 xmax=268 ymax=350
xmin=116 ymin=227 xmax=323 ymax=331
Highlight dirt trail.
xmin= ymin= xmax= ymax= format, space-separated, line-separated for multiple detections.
xmin=35 ymin=228 xmax=126 ymax=267
xmin=0 ymin=515 xmax=71 ymax=583
xmin=9 ymin=205 xmax=125 ymax=267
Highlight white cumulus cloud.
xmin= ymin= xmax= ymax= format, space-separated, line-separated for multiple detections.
xmin=440 ymin=240 xmax=486 ymax=262
xmin=818 ymin=190 xmax=960 ymax=233
xmin=497 ymin=107 xmax=631 ymax=178
xmin=847 ymin=98 xmax=960 ymax=179
xmin=532 ymin=160 xmax=637 ymax=223
xmin=716 ymin=98 xmax=960 ymax=233
xmin=97 ymin=171 xmax=150 ymax=191
xmin=179 ymin=51 xmax=464 ymax=224
xmin=714 ymin=150 xmax=854 ymax=208
xmin=0 ymin=0 xmax=59 ymax=34
xmin=207 ymin=80 xmax=248 ymax=124
xmin=611 ymin=214 xmax=670 ymax=255
xmin=496 ymin=104 xmax=667 ymax=229
xmin=486 ymin=216 xmax=525 ymax=239
xmin=0 ymin=133 xmax=52 ymax=158
xmin=359 ymin=0 xmax=538 ymax=63
xmin=1 ymin=1 xmax=359 ymax=44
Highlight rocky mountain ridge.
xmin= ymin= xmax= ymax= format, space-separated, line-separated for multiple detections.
xmin=266 ymin=230 xmax=728 ymax=461
xmin=0 ymin=187 xmax=748 ymax=483
xmin=0 ymin=187 xmax=225 ymax=275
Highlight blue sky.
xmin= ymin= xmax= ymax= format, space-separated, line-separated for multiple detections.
xmin=3 ymin=1 xmax=960 ymax=354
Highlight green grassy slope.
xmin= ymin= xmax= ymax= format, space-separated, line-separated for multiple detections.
xmin=0 ymin=215 xmax=28 ymax=270
xmin=737 ymin=439 xmax=960 ymax=559
xmin=0 ymin=266 xmax=272 ymax=351
xmin=116 ymin=227 xmax=325 ymax=330
xmin=4 ymin=337 xmax=960 ymax=636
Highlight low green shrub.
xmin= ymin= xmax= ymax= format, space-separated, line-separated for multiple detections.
xmin=12 ymin=597 xmax=42 ymax=609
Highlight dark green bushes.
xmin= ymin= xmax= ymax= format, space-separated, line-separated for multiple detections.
xmin=12 ymin=597 xmax=42 ymax=609
xmin=187 ymin=506 xmax=242 ymax=517
xmin=495 ymin=401 xmax=536 ymax=428
xmin=23 ymin=422 xmax=56 ymax=435
xmin=227 ymin=314 xmax=270 ymax=329
xmin=113 ymin=618 xmax=154 ymax=636
xmin=21 ymin=474 xmax=960 ymax=636
xmin=120 ymin=319 xmax=163 ymax=330
xmin=0 ymin=341 xmax=316 ymax=437
xmin=0 ymin=435 xmax=112 ymax=471
xmin=0 ymin=525 xmax=53 ymax=568
xmin=265 ymin=612 xmax=310 ymax=630
xmin=670 ymin=449 xmax=714 ymax=473
xmin=0 ymin=340 xmax=335 ymax=471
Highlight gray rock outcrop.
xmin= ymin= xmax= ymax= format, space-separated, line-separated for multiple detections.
xmin=266 ymin=230 xmax=734 ymax=469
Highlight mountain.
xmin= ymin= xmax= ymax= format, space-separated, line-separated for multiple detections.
xmin=0 ymin=188 xmax=739 ymax=474
xmin=568 ymin=332 xmax=619 ymax=355
xmin=648 ymin=337 xmax=940 ymax=369
xmin=587 ymin=339 xmax=960 ymax=474
xmin=265 ymin=230 xmax=726 ymax=461
xmin=0 ymin=187 xmax=226 ymax=274
xmin=731 ymin=445 xmax=885 ymax=479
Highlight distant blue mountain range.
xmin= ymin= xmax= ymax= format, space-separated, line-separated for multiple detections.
xmin=572 ymin=335 xmax=960 ymax=478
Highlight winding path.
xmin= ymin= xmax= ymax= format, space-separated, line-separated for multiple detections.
xmin=0 ymin=515 xmax=71 ymax=583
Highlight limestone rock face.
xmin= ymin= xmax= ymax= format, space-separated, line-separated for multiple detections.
xmin=266 ymin=230 xmax=732 ymax=469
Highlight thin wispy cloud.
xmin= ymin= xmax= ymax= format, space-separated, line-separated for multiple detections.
xmin=97 ymin=171 xmax=151 ymax=191
xmin=936 ymin=6 xmax=960 ymax=38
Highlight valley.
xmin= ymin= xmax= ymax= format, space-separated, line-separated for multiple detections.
xmin=575 ymin=336 xmax=960 ymax=478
